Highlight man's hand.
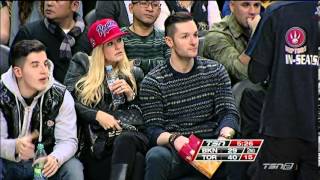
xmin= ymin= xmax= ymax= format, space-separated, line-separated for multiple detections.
xmin=42 ymin=155 xmax=60 ymax=178
xmin=219 ymin=127 xmax=235 ymax=139
xmin=247 ymin=15 xmax=261 ymax=35
xmin=239 ymin=52 xmax=251 ymax=65
xmin=173 ymin=135 xmax=189 ymax=152
xmin=15 ymin=134 xmax=36 ymax=160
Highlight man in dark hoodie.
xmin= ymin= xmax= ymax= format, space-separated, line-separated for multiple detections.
xmin=0 ymin=40 xmax=82 ymax=180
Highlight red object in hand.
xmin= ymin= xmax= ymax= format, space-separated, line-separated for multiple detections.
xmin=178 ymin=134 xmax=203 ymax=162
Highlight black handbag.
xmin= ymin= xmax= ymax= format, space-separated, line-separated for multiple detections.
xmin=88 ymin=104 xmax=145 ymax=159
xmin=88 ymin=124 xmax=120 ymax=159
xmin=112 ymin=104 xmax=144 ymax=131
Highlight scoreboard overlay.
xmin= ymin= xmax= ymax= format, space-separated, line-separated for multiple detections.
xmin=195 ymin=139 xmax=264 ymax=162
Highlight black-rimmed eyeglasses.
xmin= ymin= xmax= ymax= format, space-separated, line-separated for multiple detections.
xmin=132 ymin=1 xmax=161 ymax=9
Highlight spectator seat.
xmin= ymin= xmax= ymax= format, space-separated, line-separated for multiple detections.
xmin=85 ymin=9 xmax=97 ymax=26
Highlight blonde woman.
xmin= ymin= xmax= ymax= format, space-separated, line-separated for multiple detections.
xmin=64 ymin=18 xmax=148 ymax=180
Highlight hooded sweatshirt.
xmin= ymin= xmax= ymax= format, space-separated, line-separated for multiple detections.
xmin=0 ymin=61 xmax=78 ymax=165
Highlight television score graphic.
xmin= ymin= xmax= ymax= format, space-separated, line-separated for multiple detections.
xmin=195 ymin=139 xmax=263 ymax=162
xmin=177 ymin=135 xmax=264 ymax=178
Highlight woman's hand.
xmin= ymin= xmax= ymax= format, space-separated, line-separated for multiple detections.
xmin=109 ymin=79 xmax=135 ymax=101
xmin=96 ymin=111 xmax=122 ymax=131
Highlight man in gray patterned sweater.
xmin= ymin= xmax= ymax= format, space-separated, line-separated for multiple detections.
xmin=140 ymin=12 xmax=240 ymax=180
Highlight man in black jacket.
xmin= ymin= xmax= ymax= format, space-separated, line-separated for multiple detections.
xmin=11 ymin=0 xmax=92 ymax=83
xmin=1 ymin=39 xmax=82 ymax=180
xmin=244 ymin=2 xmax=319 ymax=180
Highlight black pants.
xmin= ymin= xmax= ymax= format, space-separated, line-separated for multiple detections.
xmin=227 ymin=88 xmax=265 ymax=180
xmin=82 ymin=131 xmax=148 ymax=180
xmin=240 ymin=88 xmax=265 ymax=139
xmin=249 ymin=135 xmax=318 ymax=180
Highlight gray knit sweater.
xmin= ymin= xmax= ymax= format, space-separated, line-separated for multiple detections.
xmin=139 ymin=57 xmax=239 ymax=146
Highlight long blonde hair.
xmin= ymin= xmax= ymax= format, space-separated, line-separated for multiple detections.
xmin=75 ymin=45 xmax=137 ymax=107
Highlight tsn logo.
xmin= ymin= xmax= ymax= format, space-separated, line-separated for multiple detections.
xmin=262 ymin=163 xmax=297 ymax=171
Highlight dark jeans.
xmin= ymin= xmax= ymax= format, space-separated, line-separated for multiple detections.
xmin=0 ymin=159 xmax=3 ymax=180
xmin=1 ymin=157 xmax=83 ymax=180
xmin=82 ymin=131 xmax=148 ymax=180
xmin=145 ymin=146 xmax=227 ymax=180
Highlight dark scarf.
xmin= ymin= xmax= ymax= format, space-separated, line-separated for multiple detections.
xmin=44 ymin=13 xmax=85 ymax=59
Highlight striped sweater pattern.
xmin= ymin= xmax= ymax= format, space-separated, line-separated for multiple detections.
xmin=140 ymin=57 xmax=239 ymax=142
xmin=121 ymin=27 xmax=170 ymax=74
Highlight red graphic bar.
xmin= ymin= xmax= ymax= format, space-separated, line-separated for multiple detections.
xmin=240 ymin=154 xmax=257 ymax=161
xmin=229 ymin=140 xmax=263 ymax=147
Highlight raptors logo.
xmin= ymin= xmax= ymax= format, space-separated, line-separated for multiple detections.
xmin=285 ymin=27 xmax=306 ymax=48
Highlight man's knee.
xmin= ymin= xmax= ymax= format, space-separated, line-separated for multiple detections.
xmin=146 ymin=146 xmax=172 ymax=165
xmin=58 ymin=157 xmax=84 ymax=180
xmin=1 ymin=159 xmax=33 ymax=180
xmin=0 ymin=159 xmax=4 ymax=179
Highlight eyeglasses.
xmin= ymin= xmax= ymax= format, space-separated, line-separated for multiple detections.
xmin=133 ymin=1 xmax=161 ymax=9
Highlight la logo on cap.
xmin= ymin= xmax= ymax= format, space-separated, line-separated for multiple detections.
xmin=96 ymin=21 xmax=117 ymax=37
